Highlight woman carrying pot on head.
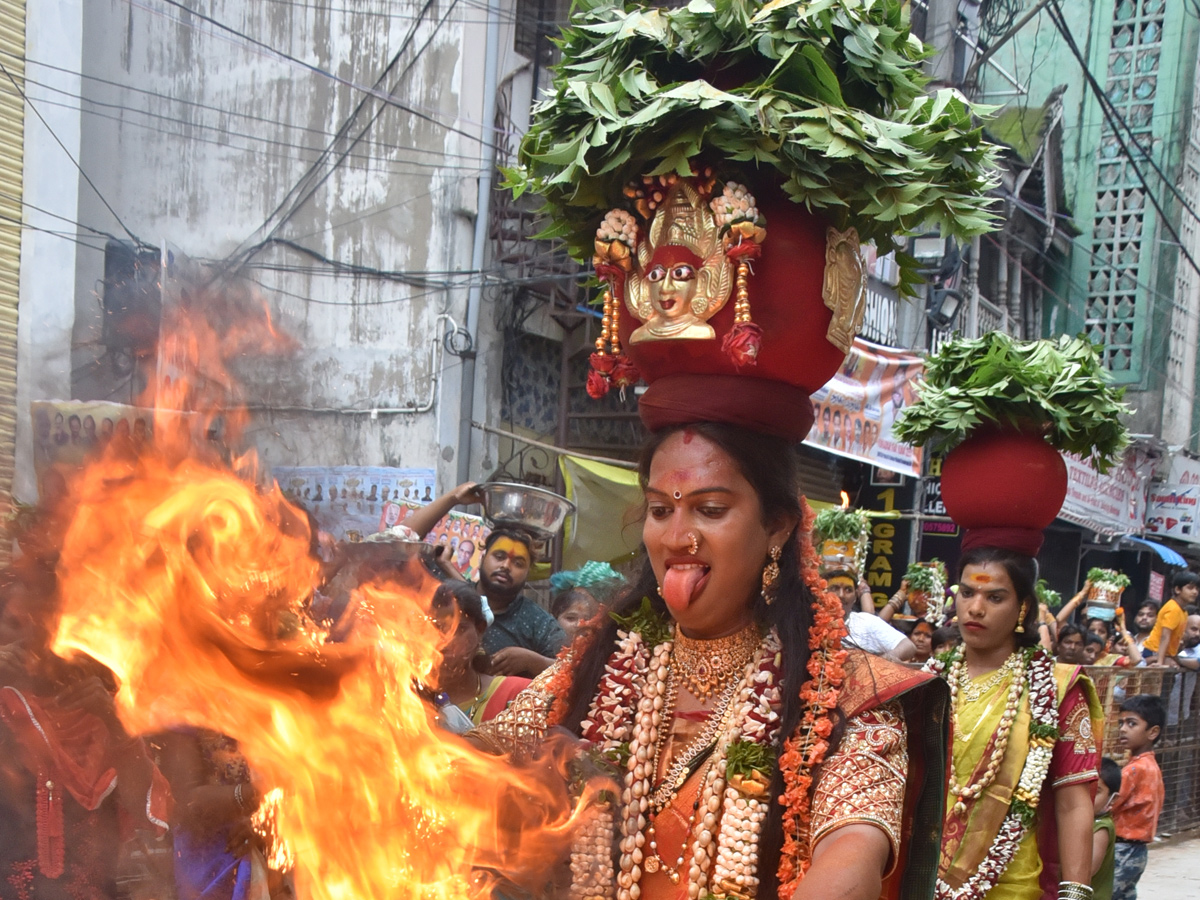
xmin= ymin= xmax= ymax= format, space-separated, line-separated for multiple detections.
xmin=472 ymin=1 xmax=1002 ymax=892
xmin=893 ymin=332 xmax=1126 ymax=900
xmin=930 ymin=542 xmax=1103 ymax=900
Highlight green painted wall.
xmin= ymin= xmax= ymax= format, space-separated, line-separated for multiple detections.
xmin=977 ymin=0 xmax=1198 ymax=432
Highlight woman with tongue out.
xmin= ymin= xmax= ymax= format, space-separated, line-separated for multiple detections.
xmin=474 ymin=421 xmax=950 ymax=900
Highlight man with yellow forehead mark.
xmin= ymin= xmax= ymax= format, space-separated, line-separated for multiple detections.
xmin=476 ymin=528 xmax=566 ymax=678
xmin=823 ymin=566 xmax=916 ymax=663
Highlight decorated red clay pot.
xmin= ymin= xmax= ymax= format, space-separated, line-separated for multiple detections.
xmin=939 ymin=426 xmax=1067 ymax=530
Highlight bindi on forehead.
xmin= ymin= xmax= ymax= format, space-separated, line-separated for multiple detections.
xmin=966 ymin=571 xmax=999 ymax=587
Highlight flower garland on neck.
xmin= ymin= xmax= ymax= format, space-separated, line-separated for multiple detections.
xmin=924 ymin=646 xmax=1059 ymax=900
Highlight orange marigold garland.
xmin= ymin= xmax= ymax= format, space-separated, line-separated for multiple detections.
xmin=776 ymin=498 xmax=848 ymax=900
xmin=544 ymin=619 xmax=606 ymax=728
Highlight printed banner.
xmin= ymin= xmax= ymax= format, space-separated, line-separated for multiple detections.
xmin=31 ymin=400 xmax=200 ymax=500
xmin=382 ymin=501 xmax=490 ymax=580
xmin=273 ymin=466 xmax=436 ymax=543
xmin=805 ymin=338 xmax=924 ymax=476
xmin=1060 ymin=451 xmax=1148 ymax=536
xmin=1144 ymin=453 xmax=1200 ymax=543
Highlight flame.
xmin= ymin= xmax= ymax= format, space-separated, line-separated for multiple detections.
xmin=43 ymin=280 xmax=587 ymax=900
xmin=839 ymin=490 xmax=850 ymax=509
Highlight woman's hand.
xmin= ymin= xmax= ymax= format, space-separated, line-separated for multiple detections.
xmin=792 ymin=824 xmax=890 ymax=900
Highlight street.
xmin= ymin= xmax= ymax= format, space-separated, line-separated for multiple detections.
xmin=1141 ymin=835 xmax=1200 ymax=898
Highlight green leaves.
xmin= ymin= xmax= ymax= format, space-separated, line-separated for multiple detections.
xmin=509 ymin=0 xmax=1000 ymax=262
xmin=813 ymin=508 xmax=869 ymax=543
xmin=610 ymin=596 xmax=673 ymax=646
xmin=725 ymin=739 xmax=776 ymax=779
xmin=1087 ymin=568 xmax=1131 ymax=589
xmin=893 ymin=332 xmax=1131 ymax=473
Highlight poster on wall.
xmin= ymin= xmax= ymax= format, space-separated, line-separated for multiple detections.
xmin=1144 ymin=454 xmax=1200 ymax=543
xmin=381 ymin=501 xmax=490 ymax=580
xmin=31 ymin=400 xmax=200 ymax=499
xmin=273 ymin=466 xmax=436 ymax=543
xmin=805 ymin=338 xmax=924 ymax=476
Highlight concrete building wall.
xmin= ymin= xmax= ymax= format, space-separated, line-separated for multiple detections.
xmin=16 ymin=0 xmax=534 ymax=502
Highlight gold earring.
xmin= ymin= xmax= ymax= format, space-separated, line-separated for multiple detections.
xmin=1016 ymin=604 xmax=1027 ymax=633
xmin=761 ymin=545 xmax=782 ymax=605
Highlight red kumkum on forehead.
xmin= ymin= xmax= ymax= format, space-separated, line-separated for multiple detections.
xmin=966 ymin=571 xmax=1000 ymax=587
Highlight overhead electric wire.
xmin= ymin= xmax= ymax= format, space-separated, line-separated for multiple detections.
xmin=0 ymin=81 xmax=492 ymax=178
xmin=242 ymin=0 xmax=453 ymax=255
xmin=0 ymin=60 xmax=143 ymax=246
xmin=0 ymin=48 xmax=499 ymax=169
xmin=142 ymin=0 xmax=501 ymax=155
xmin=1044 ymin=1 xmax=1200 ymax=229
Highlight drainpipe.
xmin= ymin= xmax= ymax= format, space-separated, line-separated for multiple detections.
xmin=456 ymin=0 xmax=502 ymax=484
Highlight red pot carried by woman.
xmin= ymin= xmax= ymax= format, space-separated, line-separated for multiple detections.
xmin=939 ymin=425 xmax=1068 ymax=556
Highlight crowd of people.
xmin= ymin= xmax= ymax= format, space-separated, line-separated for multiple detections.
xmin=0 ymin=467 xmax=1193 ymax=900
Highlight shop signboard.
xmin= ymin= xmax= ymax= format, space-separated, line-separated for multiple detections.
xmin=805 ymin=338 xmax=924 ymax=477
xmin=1144 ymin=454 xmax=1200 ymax=543
xmin=861 ymin=472 xmax=916 ymax=608
xmin=1060 ymin=452 xmax=1147 ymax=536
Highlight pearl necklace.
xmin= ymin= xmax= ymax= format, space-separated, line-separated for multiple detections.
xmin=947 ymin=651 xmax=1026 ymax=814
xmin=645 ymin=671 xmax=743 ymax=880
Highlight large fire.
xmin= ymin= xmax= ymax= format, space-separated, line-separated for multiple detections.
xmin=42 ymin=281 xmax=584 ymax=900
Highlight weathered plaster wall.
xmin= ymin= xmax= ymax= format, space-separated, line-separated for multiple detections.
xmin=32 ymin=0 xmax=529 ymax=499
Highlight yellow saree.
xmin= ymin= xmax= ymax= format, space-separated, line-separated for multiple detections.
xmin=939 ymin=662 xmax=1102 ymax=900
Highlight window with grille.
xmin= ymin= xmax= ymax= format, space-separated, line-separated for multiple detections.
xmin=1085 ymin=0 xmax=1165 ymax=374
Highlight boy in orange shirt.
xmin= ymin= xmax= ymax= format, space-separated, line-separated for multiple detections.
xmin=1144 ymin=571 xmax=1199 ymax=665
xmin=1109 ymin=694 xmax=1165 ymax=900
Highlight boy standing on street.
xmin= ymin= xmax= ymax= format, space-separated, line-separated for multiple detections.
xmin=1110 ymin=695 xmax=1166 ymax=900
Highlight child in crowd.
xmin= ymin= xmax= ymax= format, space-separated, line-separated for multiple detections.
xmin=1144 ymin=571 xmax=1200 ymax=665
xmin=550 ymin=586 xmax=601 ymax=642
xmin=1083 ymin=631 xmax=1107 ymax=665
xmin=1092 ymin=757 xmax=1122 ymax=900
xmin=1110 ymin=695 xmax=1166 ymax=900
xmin=930 ymin=624 xmax=959 ymax=658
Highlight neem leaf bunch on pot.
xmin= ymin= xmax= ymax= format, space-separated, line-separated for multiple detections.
xmin=509 ymin=0 xmax=1000 ymax=278
xmin=895 ymin=332 xmax=1130 ymax=558
xmin=813 ymin=507 xmax=870 ymax=580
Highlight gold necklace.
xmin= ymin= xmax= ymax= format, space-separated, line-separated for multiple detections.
xmin=671 ymin=622 xmax=762 ymax=702
xmin=957 ymin=653 xmax=1022 ymax=704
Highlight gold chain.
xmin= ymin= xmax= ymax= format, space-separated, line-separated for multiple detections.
xmin=956 ymin=652 xmax=1023 ymax=704
xmin=671 ymin=622 xmax=762 ymax=703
